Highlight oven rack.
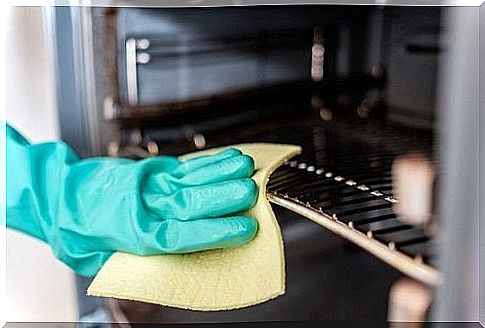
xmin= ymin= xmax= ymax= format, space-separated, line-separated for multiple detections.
xmin=267 ymin=159 xmax=441 ymax=286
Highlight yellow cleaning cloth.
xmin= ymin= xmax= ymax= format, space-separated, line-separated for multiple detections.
xmin=87 ymin=143 xmax=301 ymax=311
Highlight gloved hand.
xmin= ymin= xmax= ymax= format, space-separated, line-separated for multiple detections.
xmin=6 ymin=124 xmax=258 ymax=277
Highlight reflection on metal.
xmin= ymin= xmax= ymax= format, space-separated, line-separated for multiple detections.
xmin=126 ymin=37 xmax=152 ymax=104
xmin=126 ymin=38 xmax=139 ymax=105
xmin=357 ymin=104 xmax=370 ymax=118
xmin=136 ymin=38 xmax=150 ymax=50
xmin=103 ymin=96 xmax=116 ymax=120
xmin=108 ymin=141 xmax=120 ymax=157
xmin=193 ymin=133 xmax=207 ymax=149
xmin=319 ymin=108 xmax=333 ymax=121
xmin=136 ymin=52 xmax=151 ymax=64
xmin=371 ymin=65 xmax=385 ymax=79
xmin=147 ymin=141 xmax=159 ymax=155
xmin=311 ymin=27 xmax=324 ymax=81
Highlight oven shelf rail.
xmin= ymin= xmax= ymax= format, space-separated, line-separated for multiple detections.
xmin=267 ymin=159 xmax=441 ymax=287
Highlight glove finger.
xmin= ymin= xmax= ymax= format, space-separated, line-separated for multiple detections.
xmin=160 ymin=154 xmax=254 ymax=190
xmin=172 ymin=148 xmax=242 ymax=177
xmin=144 ymin=178 xmax=258 ymax=220
xmin=144 ymin=150 xmax=250 ymax=195
xmin=137 ymin=155 xmax=182 ymax=172
xmin=151 ymin=215 xmax=258 ymax=253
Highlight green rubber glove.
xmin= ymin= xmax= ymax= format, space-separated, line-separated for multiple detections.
xmin=6 ymin=124 xmax=258 ymax=277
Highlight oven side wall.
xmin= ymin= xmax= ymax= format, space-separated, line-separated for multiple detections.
xmin=480 ymin=2 xmax=484 ymax=327
xmin=433 ymin=6 xmax=480 ymax=322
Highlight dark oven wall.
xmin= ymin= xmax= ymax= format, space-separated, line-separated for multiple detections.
xmin=52 ymin=6 xmax=441 ymax=158
xmin=117 ymin=7 xmax=323 ymax=106
xmin=114 ymin=6 xmax=371 ymax=107
xmin=103 ymin=6 xmax=383 ymax=157
xmin=107 ymin=6 xmax=439 ymax=158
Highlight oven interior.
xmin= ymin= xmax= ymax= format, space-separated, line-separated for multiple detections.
xmin=48 ymin=4 xmax=475 ymax=324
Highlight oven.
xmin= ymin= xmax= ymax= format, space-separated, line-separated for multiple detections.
xmin=45 ymin=2 xmax=483 ymax=325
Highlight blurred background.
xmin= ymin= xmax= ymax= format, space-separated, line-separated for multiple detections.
xmin=5 ymin=2 xmax=484 ymax=325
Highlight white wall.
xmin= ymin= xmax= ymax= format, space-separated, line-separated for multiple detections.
xmin=6 ymin=6 xmax=77 ymax=322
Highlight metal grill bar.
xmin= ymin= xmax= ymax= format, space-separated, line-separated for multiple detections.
xmin=267 ymin=193 xmax=441 ymax=286
xmin=267 ymin=157 xmax=439 ymax=286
